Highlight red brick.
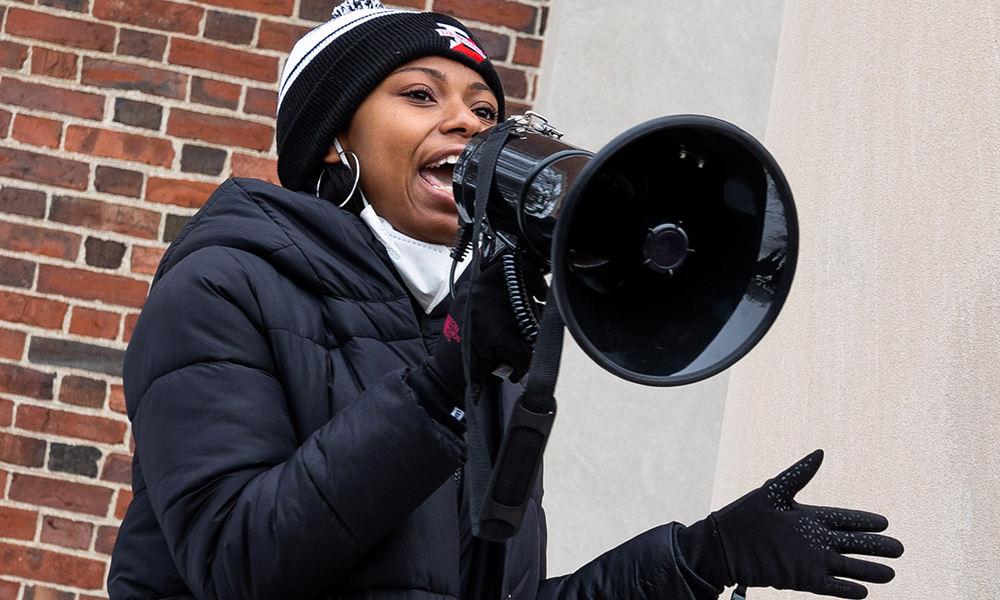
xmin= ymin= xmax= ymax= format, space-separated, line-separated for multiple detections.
xmin=0 ymin=291 xmax=69 ymax=330
xmin=6 ymin=9 xmax=116 ymax=52
xmin=205 ymin=10 xmax=256 ymax=45
xmin=23 ymin=586 xmax=74 ymax=600
xmin=109 ymin=384 xmax=126 ymax=414
xmin=433 ymin=0 xmax=537 ymax=33
xmin=101 ymin=453 xmax=131 ymax=485
xmin=9 ymin=474 xmax=115 ymax=518
xmin=0 ymin=109 xmax=11 ymax=137
xmin=0 ymin=431 xmax=47 ymax=466
xmin=80 ymin=595 xmax=107 ymax=600
xmin=0 ymin=506 xmax=38 ymax=541
xmin=169 ymin=38 xmax=279 ymax=83
xmin=0 ymin=579 xmax=17 ymax=600
xmin=81 ymin=57 xmax=187 ymax=100
xmin=69 ymin=307 xmax=120 ymax=340
xmin=11 ymin=114 xmax=62 ymax=149
xmin=0 ymin=540 xmax=106 ymax=588
xmin=94 ymin=165 xmax=144 ymax=198
xmin=17 ymin=404 xmax=127 ymax=444
xmin=40 ymin=516 xmax=93 ymax=550
xmin=59 ymin=375 xmax=107 ymax=409
xmin=231 ymin=153 xmax=279 ymax=185
xmin=0 ymin=398 xmax=12 ymax=427
xmin=92 ymin=0 xmax=203 ymax=34
xmin=513 ymin=37 xmax=543 ymax=67
xmin=94 ymin=524 xmax=117 ymax=555
xmin=0 ymin=147 xmax=90 ymax=191
xmin=245 ymin=87 xmax=277 ymax=117
xmin=113 ymin=488 xmax=132 ymax=519
xmin=200 ymin=0 xmax=292 ymax=16
xmin=0 ymin=254 xmax=36 ymax=288
xmin=168 ymin=109 xmax=273 ymax=152
xmin=122 ymin=313 xmax=139 ymax=344
xmin=496 ymin=65 xmax=528 ymax=99
xmin=191 ymin=77 xmax=241 ymax=110
xmin=0 ymin=187 xmax=46 ymax=219
xmin=37 ymin=265 xmax=149 ymax=309
xmin=0 ymin=329 xmax=27 ymax=361
xmin=258 ymin=20 xmax=311 ymax=52
xmin=0 ymin=220 xmax=82 ymax=261
xmin=0 ymin=77 xmax=103 ymax=120
xmin=49 ymin=196 xmax=161 ymax=240
xmin=145 ymin=177 xmax=217 ymax=209
xmin=40 ymin=0 xmax=89 ymax=11
xmin=30 ymin=47 xmax=78 ymax=79
xmin=65 ymin=125 xmax=175 ymax=168
xmin=0 ymin=41 xmax=29 ymax=70
xmin=130 ymin=245 xmax=165 ymax=276
xmin=117 ymin=28 xmax=168 ymax=61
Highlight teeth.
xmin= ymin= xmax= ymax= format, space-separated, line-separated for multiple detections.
xmin=427 ymin=155 xmax=461 ymax=168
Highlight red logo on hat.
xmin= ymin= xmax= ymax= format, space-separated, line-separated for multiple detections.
xmin=436 ymin=23 xmax=487 ymax=63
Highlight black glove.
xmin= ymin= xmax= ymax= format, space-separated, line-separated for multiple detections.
xmin=406 ymin=255 xmax=542 ymax=430
xmin=430 ymin=255 xmax=541 ymax=389
xmin=677 ymin=450 xmax=904 ymax=599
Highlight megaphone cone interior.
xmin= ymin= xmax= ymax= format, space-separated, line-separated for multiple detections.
xmin=553 ymin=116 xmax=797 ymax=386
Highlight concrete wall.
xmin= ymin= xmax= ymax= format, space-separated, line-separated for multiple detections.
xmin=534 ymin=0 xmax=786 ymax=576
xmin=718 ymin=2 xmax=1000 ymax=598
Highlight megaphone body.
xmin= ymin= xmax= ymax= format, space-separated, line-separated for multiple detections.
xmin=454 ymin=113 xmax=797 ymax=542
xmin=454 ymin=113 xmax=798 ymax=387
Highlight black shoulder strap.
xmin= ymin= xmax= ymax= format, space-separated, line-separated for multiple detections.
xmin=460 ymin=121 xmax=565 ymax=548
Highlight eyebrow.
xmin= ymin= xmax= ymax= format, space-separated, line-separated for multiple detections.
xmin=389 ymin=67 xmax=494 ymax=93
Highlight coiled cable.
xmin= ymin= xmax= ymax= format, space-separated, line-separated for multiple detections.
xmin=501 ymin=252 xmax=540 ymax=346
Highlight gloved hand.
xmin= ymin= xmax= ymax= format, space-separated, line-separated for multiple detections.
xmin=427 ymin=255 xmax=543 ymax=395
xmin=677 ymin=450 xmax=904 ymax=599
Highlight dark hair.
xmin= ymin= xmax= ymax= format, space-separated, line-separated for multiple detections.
xmin=315 ymin=162 xmax=366 ymax=215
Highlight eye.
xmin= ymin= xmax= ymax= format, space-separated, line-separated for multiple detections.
xmin=403 ymin=86 xmax=435 ymax=103
xmin=473 ymin=104 xmax=498 ymax=123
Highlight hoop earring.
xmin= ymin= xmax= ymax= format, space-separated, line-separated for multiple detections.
xmin=338 ymin=150 xmax=361 ymax=208
xmin=315 ymin=167 xmax=326 ymax=198
xmin=315 ymin=147 xmax=363 ymax=208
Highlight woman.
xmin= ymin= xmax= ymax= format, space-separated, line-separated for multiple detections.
xmin=109 ymin=2 xmax=902 ymax=599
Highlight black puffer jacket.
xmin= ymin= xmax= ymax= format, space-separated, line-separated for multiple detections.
xmin=109 ymin=178 xmax=720 ymax=600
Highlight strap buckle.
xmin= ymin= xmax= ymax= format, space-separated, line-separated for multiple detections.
xmin=509 ymin=110 xmax=564 ymax=139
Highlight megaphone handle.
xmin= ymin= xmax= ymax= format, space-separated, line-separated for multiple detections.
xmin=472 ymin=297 xmax=563 ymax=542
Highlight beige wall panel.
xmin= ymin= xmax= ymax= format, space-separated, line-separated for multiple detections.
xmin=718 ymin=2 xmax=1000 ymax=598
xmin=536 ymin=0 xmax=786 ymax=577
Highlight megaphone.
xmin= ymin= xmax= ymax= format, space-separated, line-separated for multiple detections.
xmin=454 ymin=112 xmax=797 ymax=386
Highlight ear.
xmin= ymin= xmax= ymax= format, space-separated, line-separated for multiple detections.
xmin=322 ymin=145 xmax=342 ymax=165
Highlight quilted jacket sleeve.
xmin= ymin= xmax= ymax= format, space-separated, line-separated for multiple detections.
xmin=537 ymin=524 xmax=722 ymax=600
xmin=124 ymin=247 xmax=465 ymax=600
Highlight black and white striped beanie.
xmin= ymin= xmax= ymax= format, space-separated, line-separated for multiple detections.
xmin=275 ymin=0 xmax=506 ymax=192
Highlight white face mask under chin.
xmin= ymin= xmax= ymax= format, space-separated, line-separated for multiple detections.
xmin=359 ymin=204 xmax=471 ymax=313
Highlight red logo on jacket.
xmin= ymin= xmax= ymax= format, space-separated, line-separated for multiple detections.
xmin=436 ymin=23 xmax=487 ymax=63
xmin=443 ymin=315 xmax=462 ymax=343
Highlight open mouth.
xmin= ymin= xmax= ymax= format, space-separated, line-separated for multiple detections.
xmin=419 ymin=154 xmax=460 ymax=196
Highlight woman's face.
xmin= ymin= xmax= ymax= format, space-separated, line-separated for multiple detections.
xmin=326 ymin=56 xmax=500 ymax=245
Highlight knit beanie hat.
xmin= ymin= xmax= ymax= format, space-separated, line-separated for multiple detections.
xmin=275 ymin=0 xmax=507 ymax=192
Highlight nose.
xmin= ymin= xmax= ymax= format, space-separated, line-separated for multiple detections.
xmin=440 ymin=99 xmax=484 ymax=138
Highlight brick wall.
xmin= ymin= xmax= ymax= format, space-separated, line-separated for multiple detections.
xmin=0 ymin=0 xmax=550 ymax=597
